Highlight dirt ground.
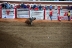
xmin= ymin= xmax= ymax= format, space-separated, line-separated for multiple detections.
xmin=0 ymin=19 xmax=72 ymax=48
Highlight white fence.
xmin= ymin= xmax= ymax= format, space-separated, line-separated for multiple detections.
xmin=30 ymin=10 xmax=44 ymax=20
xmin=2 ymin=9 xmax=15 ymax=19
xmin=17 ymin=9 xmax=30 ymax=18
xmin=1 ymin=8 xmax=72 ymax=20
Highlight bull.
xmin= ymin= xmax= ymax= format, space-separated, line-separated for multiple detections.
xmin=25 ymin=17 xmax=36 ymax=25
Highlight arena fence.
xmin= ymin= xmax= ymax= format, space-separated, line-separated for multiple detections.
xmin=17 ymin=9 xmax=30 ymax=18
xmin=0 ymin=5 xmax=72 ymax=21
xmin=2 ymin=9 xmax=15 ymax=19
xmin=30 ymin=10 xmax=44 ymax=20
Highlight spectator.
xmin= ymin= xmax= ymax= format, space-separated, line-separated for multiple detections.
xmin=5 ymin=2 xmax=9 ymax=9
xmin=45 ymin=5 xmax=48 ymax=10
xmin=4 ymin=2 xmax=11 ymax=9
xmin=11 ymin=4 xmax=15 ymax=8
xmin=49 ymin=9 xmax=53 ymax=21
xmin=8 ymin=3 xmax=11 ymax=9
xmin=17 ymin=4 xmax=20 ymax=8
xmin=21 ymin=3 xmax=24 ymax=8
xmin=49 ymin=4 xmax=53 ymax=10
xmin=11 ymin=5 xmax=13 ymax=8
xmin=20 ymin=3 xmax=27 ymax=9
xmin=34 ymin=6 xmax=38 ymax=11
xmin=26 ymin=3 xmax=30 ymax=8
xmin=33 ymin=3 xmax=36 ymax=9
xmin=1 ymin=2 xmax=5 ymax=8
xmin=38 ymin=3 xmax=42 ymax=10
xmin=30 ymin=3 xmax=33 ymax=9
xmin=58 ymin=6 xmax=60 ymax=10
xmin=67 ymin=11 xmax=70 ymax=21
xmin=31 ymin=5 xmax=33 ymax=9
xmin=3 ymin=2 xmax=7 ymax=9
xmin=60 ymin=5 xmax=62 ymax=10
xmin=67 ymin=5 xmax=70 ymax=10
xmin=54 ymin=5 xmax=57 ymax=10
xmin=23 ymin=4 xmax=27 ymax=9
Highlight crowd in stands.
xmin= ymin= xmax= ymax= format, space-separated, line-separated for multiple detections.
xmin=66 ymin=5 xmax=72 ymax=10
xmin=0 ymin=2 xmax=72 ymax=10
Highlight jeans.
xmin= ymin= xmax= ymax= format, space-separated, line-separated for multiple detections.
xmin=50 ymin=16 xmax=52 ymax=21
xmin=68 ymin=16 xmax=70 ymax=21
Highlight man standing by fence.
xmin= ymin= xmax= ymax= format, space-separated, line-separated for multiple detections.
xmin=49 ymin=9 xmax=53 ymax=21
xmin=67 ymin=11 xmax=71 ymax=21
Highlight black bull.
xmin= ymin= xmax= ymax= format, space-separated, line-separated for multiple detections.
xmin=25 ymin=17 xmax=36 ymax=25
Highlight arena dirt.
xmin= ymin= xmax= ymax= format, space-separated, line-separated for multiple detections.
xmin=0 ymin=21 xmax=72 ymax=48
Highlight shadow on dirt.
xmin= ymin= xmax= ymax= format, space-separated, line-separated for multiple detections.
xmin=0 ymin=24 xmax=44 ymax=48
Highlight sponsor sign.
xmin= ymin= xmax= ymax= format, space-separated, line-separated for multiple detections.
xmin=17 ymin=9 xmax=29 ymax=18
xmin=30 ymin=10 xmax=44 ymax=20
xmin=2 ymin=9 xmax=15 ymax=19
xmin=60 ymin=9 xmax=68 ymax=16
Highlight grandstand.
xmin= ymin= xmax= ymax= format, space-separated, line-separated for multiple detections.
xmin=0 ymin=1 xmax=72 ymax=20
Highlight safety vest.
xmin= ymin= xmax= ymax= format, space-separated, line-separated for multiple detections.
xmin=49 ymin=10 xmax=52 ymax=16
xmin=68 ymin=12 xmax=70 ymax=16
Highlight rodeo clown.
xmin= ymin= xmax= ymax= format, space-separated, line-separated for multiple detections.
xmin=25 ymin=17 xmax=36 ymax=25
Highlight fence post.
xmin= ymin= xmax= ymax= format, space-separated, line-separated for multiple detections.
xmin=57 ymin=6 xmax=61 ymax=21
xmin=0 ymin=5 xmax=2 ymax=18
xmin=29 ymin=7 xmax=30 ymax=18
xmin=14 ymin=6 xmax=17 ymax=19
xmin=58 ymin=7 xmax=60 ymax=15
xmin=44 ymin=8 xmax=45 ymax=20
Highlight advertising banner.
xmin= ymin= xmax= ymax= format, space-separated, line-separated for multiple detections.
xmin=60 ymin=9 xmax=68 ymax=16
xmin=30 ymin=10 xmax=44 ymax=20
xmin=2 ymin=9 xmax=15 ymax=19
xmin=17 ymin=9 xmax=29 ymax=18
